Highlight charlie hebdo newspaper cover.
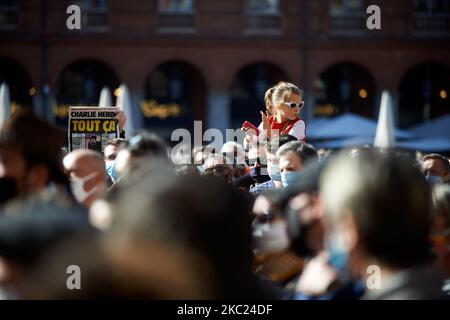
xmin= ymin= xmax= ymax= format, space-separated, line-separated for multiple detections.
xmin=68 ymin=107 xmax=120 ymax=153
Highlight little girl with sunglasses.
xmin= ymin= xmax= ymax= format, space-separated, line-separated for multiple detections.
xmin=243 ymin=82 xmax=306 ymax=149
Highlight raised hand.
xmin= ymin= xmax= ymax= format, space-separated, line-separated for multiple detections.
xmin=260 ymin=111 xmax=271 ymax=140
xmin=116 ymin=110 xmax=127 ymax=133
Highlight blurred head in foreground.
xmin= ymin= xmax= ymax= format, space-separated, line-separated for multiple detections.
xmin=320 ymin=149 xmax=448 ymax=299
xmin=89 ymin=169 xmax=270 ymax=299
xmin=0 ymin=112 xmax=66 ymax=206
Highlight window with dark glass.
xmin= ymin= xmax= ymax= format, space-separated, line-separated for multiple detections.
xmin=76 ymin=0 xmax=109 ymax=32
xmin=413 ymin=0 xmax=450 ymax=35
xmin=0 ymin=0 xmax=19 ymax=30
xmin=246 ymin=0 xmax=279 ymax=15
xmin=159 ymin=0 xmax=194 ymax=13
xmin=158 ymin=0 xmax=196 ymax=31
xmin=329 ymin=0 xmax=365 ymax=34
xmin=244 ymin=0 xmax=281 ymax=34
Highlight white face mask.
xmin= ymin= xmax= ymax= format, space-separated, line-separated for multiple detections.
xmin=253 ymin=220 xmax=290 ymax=254
xmin=70 ymin=171 xmax=99 ymax=204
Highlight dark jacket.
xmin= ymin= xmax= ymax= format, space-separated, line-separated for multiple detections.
xmin=361 ymin=264 xmax=449 ymax=300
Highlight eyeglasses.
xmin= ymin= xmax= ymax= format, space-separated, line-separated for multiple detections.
xmin=284 ymin=102 xmax=304 ymax=109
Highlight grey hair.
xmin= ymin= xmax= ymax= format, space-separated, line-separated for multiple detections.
xmin=276 ymin=141 xmax=317 ymax=164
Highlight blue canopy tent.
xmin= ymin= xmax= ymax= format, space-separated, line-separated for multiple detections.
xmin=313 ymin=136 xmax=375 ymax=149
xmin=305 ymin=118 xmax=332 ymax=137
xmin=410 ymin=114 xmax=450 ymax=140
xmin=397 ymin=137 xmax=450 ymax=152
xmin=307 ymin=113 xmax=412 ymax=140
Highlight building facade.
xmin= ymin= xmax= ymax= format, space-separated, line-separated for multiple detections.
xmin=1 ymin=0 xmax=449 ymax=139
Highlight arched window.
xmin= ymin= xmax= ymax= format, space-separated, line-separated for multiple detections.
xmin=54 ymin=59 xmax=119 ymax=128
xmin=398 ymin=62 xmax=450 ymax=128
xmin=230 ymin=62 xmax=289 ymax=129
xmin=142 ymin=61 xmax=206 ymax=138
xmin=314 ymin=62 xmax=376 ymax=118
xmin=0 ymin=57 xmax=33 ymax=113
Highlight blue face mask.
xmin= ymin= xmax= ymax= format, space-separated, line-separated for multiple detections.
xmin=267 ymin=163 xmax=281 ymax=182
xmin=325 ymin=230 xmax=351 ymax=283
xmin=281 ymin=171 xmax=302 ymax=188
xmin=105 ymin=161 xmax=118 ymax=182
xmin=427 ymin=175 xmax=441 ymax=184
xmin=196 ymin=165 xmax=205 ymax=174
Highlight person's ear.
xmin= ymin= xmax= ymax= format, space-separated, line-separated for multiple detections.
xmin=26 ymin=164 xmax=50 ymax=193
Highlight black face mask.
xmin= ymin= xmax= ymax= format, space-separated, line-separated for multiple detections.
xmin=286 ymin=206 xmax=315 ymax=257
xmin=0 ymin=177 xmax=18 ymax=206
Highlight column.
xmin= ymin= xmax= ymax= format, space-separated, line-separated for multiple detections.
xmin=127 ymin=90 xmax=144 ymax=136
xmin=207 ymin=90 xmax=231 ymax=134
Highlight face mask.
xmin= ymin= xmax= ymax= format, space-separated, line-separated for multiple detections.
xmin=325 ymin=228 xmax=349 ymax=272
xmin=426 ymin=175 xmax=441 ymax=184
xmin=196 ymin=165 xmax=204 ymax=174
xmin=281 ymin=171 xmax=302 ymax=188
xmin=70 ymin=171 xmax=99 ymax=204
xmin=105 ymin=161 xmax=118 ymax=182
xmin=286 ymin=206 xmax=315 ymax=257
xmin=0 ymin=177 xmax=18 ymax=205
xmin=267 ymin=163 xmax=281 ymax=182
xmin=253 ymin=220 xmax=290 ymax=255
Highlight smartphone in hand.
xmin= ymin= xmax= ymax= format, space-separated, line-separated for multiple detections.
xmin=242 ymin=121 xmax=260 ymax=136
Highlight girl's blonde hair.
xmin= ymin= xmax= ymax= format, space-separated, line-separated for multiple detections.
xmin=265 ymin=82 xmax=303 ymax=115
xmin=264 ymin=86 xmax=276 ymax=115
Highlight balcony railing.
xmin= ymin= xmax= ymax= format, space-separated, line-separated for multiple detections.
xmin=329 ymin=13 xmax=366 ymax=35
xmin=158 ymin=11 xmax=196 ymax=33
xmin=244 ymin=14 xmax=281 ymax=35
xmin=0 ymin=7 xmax=19 ymax=31
xmin=412 ymin=13 xmax=450 ymax=36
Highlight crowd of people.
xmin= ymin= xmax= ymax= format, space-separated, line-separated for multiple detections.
xmin=0 ymin=81 xmax=449 ymax=299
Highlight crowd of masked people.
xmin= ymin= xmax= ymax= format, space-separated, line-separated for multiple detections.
xmin=1 ymin=94 xmax=450 ymax=299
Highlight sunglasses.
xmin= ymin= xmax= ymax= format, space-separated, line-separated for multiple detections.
xmin=253 ymin=212 xmax=276 ymax=224
xmin=284 ymin=102 xmax=304 ymax=109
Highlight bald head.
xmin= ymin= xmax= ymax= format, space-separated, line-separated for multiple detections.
xmin=63 ymin=149 xmax=105 ymax=179
xmin=63 ymin=149 xmax=106 ymax=207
